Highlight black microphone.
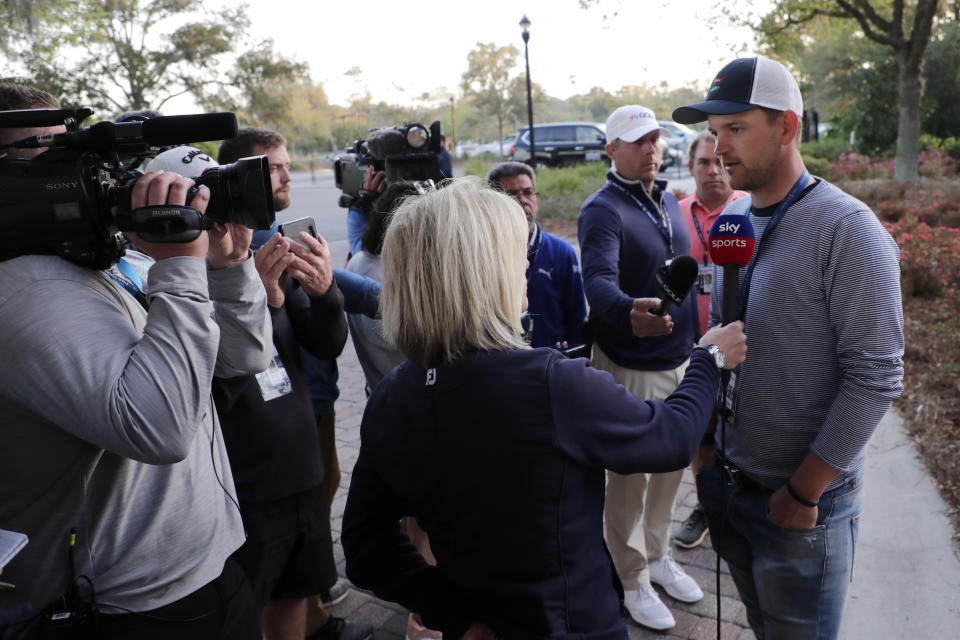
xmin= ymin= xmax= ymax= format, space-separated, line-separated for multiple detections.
xmin=653 ymin=255 xmax=699 ymax=316
xmin=13 ymin=112 xmax=238 ymax=152
xmin=141 ymin=113 xmax=238 ymax=146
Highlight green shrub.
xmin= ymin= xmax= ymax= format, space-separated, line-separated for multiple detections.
xmin=463 ymin=157 xmax=497 ymax=179
xmin=802 ymin=154 xmax=832 ymax=178
xmin=944 ymin=137 xmax=960 ymax=161
xmin=919 ymin=133 xmax=943 ymax=151
xmin=536 ymin=163 xmax=608 ymax=219
xmin=801 ymin=136 xmax=851 ymax=162
xmin=463 ymin=160 xmax=608 ymax=220
xmin=916 ymin=135 xmax=960 ymax=162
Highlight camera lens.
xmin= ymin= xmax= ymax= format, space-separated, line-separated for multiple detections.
xmin=405 ymin=125 xmax=429 ymax=149
xmin=196 ymin=155 xmax=275 ymax=230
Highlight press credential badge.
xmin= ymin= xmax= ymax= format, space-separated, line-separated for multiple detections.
xmin=255 ymin=346 xmax=293 ymax=401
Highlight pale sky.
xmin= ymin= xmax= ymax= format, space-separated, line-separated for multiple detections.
xmin=219 ymin=0 xmax=768 ymax=110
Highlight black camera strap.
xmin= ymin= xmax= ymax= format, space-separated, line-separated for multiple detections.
xmin=113 ymin=205 xmax=213 ymax=244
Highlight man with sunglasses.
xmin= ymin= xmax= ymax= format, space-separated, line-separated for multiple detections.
xmin=487 ymin=161 xmax=587 ymax=349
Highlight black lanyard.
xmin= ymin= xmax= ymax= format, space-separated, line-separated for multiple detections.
xmin=690 ymin=209 xmax=709 ymax=264
xmin=608 ymin=180 xmax=675 ymax=259
xmin=737 ymin=170 xmax=811 ymax=321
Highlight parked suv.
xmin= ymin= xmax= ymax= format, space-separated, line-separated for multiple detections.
xmin=510 ymin=122 xmax=607 ymax=167
xmin=658 ymin=120 xmax=697 ymax=169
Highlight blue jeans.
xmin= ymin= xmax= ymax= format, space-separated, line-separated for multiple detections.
xmin=697 ymin=462 xmax=863 ymax=640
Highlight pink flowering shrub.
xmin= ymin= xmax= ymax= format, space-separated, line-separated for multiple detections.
xmin=830 ymin=151 xmax=894 ymax=180
xmin=918 ymin=147 xmax=958 ymax=179
xmin=884 ymin=215 xmax=960 ymax=296
xmin=829 ymin=146 xmax=957 ymax=182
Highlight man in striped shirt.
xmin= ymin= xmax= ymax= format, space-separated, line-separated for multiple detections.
xmin=673 ymin=132 xmax=748 ymax=550
xmin=673 ymin=57 xmax=904 ymax=639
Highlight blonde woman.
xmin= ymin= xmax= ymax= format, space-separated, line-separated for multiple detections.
xmin=342 ymin=179 xmax=746 ymax=638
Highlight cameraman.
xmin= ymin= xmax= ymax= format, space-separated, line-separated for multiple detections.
xmin=0 ymin=84 xmax=64 ymax=158
xmin=347 ymin=165 xmax=385 ymax=256
xmin=0 ymin=86 xmax=272 ymax=639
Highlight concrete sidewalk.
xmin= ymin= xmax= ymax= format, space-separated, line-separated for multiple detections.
xmin=323 ymin=240 xmax=960 ymax=637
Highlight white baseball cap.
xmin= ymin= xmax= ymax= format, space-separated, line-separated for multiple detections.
xmin=145 ymin=145 xmax=218 ymax=179
xmin=604 ymin=105 xmax=670 ymax=144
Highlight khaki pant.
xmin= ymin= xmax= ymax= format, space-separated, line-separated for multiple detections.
xmin=593 ymin=345 xmax=688 ymax=589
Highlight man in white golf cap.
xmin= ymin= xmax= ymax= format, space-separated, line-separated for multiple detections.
xmin=674 ymin=56 xmax=904 ymax=639
xmin=578 ymin=106 xmax=705 ymax=631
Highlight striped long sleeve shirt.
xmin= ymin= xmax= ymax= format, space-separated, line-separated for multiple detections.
xmin=709 ymin=178 xmax=904 ymax=490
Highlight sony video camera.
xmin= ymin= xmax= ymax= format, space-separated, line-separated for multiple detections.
xmin=0 ymin=108 xmax=275 ymax=269
xmin=334 ymin=121 xmax=444 ymax=208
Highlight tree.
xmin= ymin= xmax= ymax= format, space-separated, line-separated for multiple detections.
xmin=760 ymin=15 xmax=900 ymax=152
xmin=733 ymin=0 xmax=941 ymax=181
xmin=195 ymin=40 xmax=309 ymax=129
xmin=460 ymin=43 xmax=521 ymax=149
xmin=0 ymin=0 xmax=305 ymax=123
xmin=1 ymin=0 xmax=250 ymax=112
xmin=284 ymin=82 xmax=334 ymax=154
xmin=921 ymin=20 xmax=960 ymax=140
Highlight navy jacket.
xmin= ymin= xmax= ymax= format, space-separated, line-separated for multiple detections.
xmin=526 ymin=223 xmax=587 ymax=348
xmin=578 ymin=173 xmax=698 ymax=370
xmin=342 ymin=347 xmax=719 ymax=638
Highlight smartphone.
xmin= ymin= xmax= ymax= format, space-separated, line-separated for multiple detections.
xmin=278 ymin=217 xmax=317 ymax=248
xmin=560 ymin=343 xmax=589 ymax=359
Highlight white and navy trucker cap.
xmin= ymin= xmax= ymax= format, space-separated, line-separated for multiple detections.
xmin=672 ymin=56 xmax=802 ymax=125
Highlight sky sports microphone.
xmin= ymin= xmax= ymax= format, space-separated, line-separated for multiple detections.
xmin=653 ymin=254 xmax=699 ymax=316
xmin=707 ymin=213 xmax=756 ymax=326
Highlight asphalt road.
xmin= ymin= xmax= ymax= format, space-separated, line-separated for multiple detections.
xmin=279 ymin=169 xmax=345 ymax=241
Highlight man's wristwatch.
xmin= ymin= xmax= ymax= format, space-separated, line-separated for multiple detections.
xmin=694 ymin=342 xmax=725 ymax=369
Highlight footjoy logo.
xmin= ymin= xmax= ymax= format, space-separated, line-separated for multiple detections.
xmin=425 ymin=368 xmax=436 ymax=385
xmin=716 ymin=222 xmax=740 ymax=234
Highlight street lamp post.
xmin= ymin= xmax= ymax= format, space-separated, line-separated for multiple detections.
xmin=520 ymin=15 xmax=535 ymax=168
xmin=449 ymin=95 xmax=456 ymax=150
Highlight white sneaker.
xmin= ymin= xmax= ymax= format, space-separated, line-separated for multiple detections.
xmin=648 ymin=555 xmax=704 ymax=603
xmin=623 ymin=585 xmax=676 ymax=630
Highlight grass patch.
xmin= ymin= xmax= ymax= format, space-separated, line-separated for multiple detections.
xmin=536 ymin=163 xmax=609 ymax=219
xmin=462 ymin=160 xmax=609 ymax=220
xmin=462 ymin=157 xmax=498 ymax=180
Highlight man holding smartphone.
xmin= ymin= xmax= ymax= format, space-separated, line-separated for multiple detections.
xmin=217 ymin=130 xmax=371 ymax=640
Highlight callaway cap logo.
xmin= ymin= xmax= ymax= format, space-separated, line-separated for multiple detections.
xmin=181 ymin=149 xmax=212 ymax=165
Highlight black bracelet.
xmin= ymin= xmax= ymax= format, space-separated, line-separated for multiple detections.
xmin=786 ymin=481 xmax=818 ymax=508
xmin=701 ymin=432 xmax=715 ymax=446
